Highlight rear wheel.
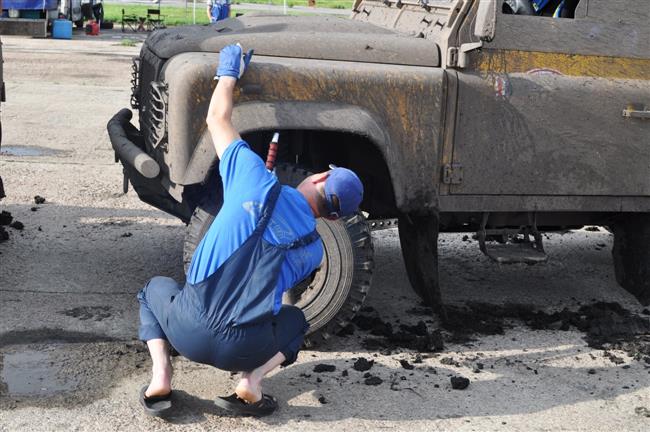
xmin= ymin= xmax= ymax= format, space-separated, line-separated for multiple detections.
xmin=182 ymin=164 xmax=374 ymax=341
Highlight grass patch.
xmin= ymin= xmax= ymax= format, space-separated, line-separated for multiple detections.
xmin=233 ymin=0 xmax=353 ymax=8
xmin=119 ymin=38 xmax=138 ymax=47
xmin=103 ymin=1 xmax=352 ymax=27
xmin=104 ymin=4 xmax=211 ymax=27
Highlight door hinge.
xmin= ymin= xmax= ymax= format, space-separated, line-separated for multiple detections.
xmin=442 ymin=163 xmax=463 ymax=184
xmin=446 ymin=42 xmax=483 ymax=68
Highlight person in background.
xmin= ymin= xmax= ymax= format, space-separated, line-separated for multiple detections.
xmin=207 ymin=0 xmax=231 ymax=23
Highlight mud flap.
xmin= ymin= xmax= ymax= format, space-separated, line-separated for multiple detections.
xmin=398 ymin=213 xmax=446 ymax=320
xmin=612 ymin=213 xmax=650 ymax=306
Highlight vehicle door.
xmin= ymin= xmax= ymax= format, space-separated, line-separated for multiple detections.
xmin=450 ymin=0 xmax=650 ymax=198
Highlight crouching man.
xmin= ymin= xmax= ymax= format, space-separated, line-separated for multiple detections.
xmin=137 ymin=44 xmax=364 ymax=417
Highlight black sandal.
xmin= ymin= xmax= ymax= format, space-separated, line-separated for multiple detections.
xmin=215 ymin=392 xmax=278 ymax=417
xmin=139 ymin=386 xmax=172 ymax=416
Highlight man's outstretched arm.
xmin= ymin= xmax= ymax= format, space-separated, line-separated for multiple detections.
xmin=206 ymin=44 xmax=253 ymax=159
xmin=207 ymin=76 xmax=240 ymax=159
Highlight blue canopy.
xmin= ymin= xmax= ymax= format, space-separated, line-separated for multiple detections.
xmin=3 ymin=0 xmax=58 ymax=10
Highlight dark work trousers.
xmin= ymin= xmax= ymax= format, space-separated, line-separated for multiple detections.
xmin=137 ymin=182 xmax=319 ymax=372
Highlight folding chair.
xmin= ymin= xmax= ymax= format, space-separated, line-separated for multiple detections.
xmin=146 ymin=8 xmax=166 ymax=31
xmin=122 ymin=8 xmax=140 ymax=32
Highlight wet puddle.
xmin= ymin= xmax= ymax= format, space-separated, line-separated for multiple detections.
xmin=2 ymin=347 xmax=78 ymax=396
xmin=0 ymin=145 xmax=63 ymax=157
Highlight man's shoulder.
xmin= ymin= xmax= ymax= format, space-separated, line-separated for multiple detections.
xmin=274 ymin=186 xmax=315 ymax=230
xmin=220 ymin=140 xmax=266 ymax=177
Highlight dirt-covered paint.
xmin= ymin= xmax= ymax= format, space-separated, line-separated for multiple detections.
xmin=471 ymin=49 xmax=650 ymax=80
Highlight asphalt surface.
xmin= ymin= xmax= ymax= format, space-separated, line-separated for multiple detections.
xmin=0 ymin=33 xmax=649 ymax=431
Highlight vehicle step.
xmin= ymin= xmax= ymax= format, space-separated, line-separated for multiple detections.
xmin=477 ymin=212 xmax=548 ymax=265
xmin=479 ymin=240 xmax=548 ymax=264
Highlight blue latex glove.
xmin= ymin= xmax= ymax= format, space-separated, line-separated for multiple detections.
xmin=215 ymin=43 xmax=254 ymax=80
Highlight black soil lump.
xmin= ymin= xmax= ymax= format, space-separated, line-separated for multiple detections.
xmin=0 ymin=210 xmax=12 ymax=225
xmin=442 ymin=302 xmax=650 ymax=361
xmin=400 ymin=321 xmax=428 ymax=336
xmin=450 ymin=376 xmax=470 ymax=390
xmin=399 ymin=359 xmax=414 ymax=370
xmin=355 ymin=311 xmax=444 ymax=352
xmin=34 ymin=195 xmax=46 ymax=204
xmin=9 ymin=221 xmax=24 ymax=230
xmin=353 ymin=314 xmax=393 ymax=337
xmin=313 ymin=364 xmax=336 ymax=373
xmin=364 ymin=376 xmax=383 ymax=386
xmin=353 ymin=357 xmax=374 ymax=372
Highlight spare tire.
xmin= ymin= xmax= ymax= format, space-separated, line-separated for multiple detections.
xmin=183 ymin=164 xmax=374 ymax=341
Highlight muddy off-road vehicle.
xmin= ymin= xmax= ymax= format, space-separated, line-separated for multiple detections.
xmin=108 ymin=0 xmax=650 ymax=338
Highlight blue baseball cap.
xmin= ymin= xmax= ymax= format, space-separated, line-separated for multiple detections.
xmin=324 ymin=165 xmax=363 ymax=218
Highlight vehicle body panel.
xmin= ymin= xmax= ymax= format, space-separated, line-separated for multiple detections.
xmin=446 ymin=0 xmax=650 ymax=205
xmin=161 ymin=53 xmax=446 ymax=213
xmin=145 ymin=15 xmax=440 ymax=67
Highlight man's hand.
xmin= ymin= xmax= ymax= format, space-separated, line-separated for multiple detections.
xmin=215 ymin=44 xmax=254 ymax=80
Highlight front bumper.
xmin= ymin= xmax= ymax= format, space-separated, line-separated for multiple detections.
xmin=107 ymin=108 xmax=192 ymax=223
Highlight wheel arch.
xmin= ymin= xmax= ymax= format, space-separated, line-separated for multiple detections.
xmin=183 ymin=101 xmax=402 ymax=217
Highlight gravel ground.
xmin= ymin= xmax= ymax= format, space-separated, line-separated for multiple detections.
xmin=0 ymin=33 xmax=648 ymax=432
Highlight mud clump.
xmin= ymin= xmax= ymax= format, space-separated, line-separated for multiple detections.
xmin=349 ymin=301 xmax=650 ymax=365
xmin=354 ymin=314 xmax=445 ymax=353
xmin=442 ymin=305 xmax=506 ymax=341
xmin=399 ymin=359 xmax=414 ymax=370
xmin=603 ymin=351 xmax=624 ymax=365
xmin=0 ymin=210 xmax=12 ymax=226
xmin=443 ymin=302 xmax=650 ymax=362
xmin=0 ymin=226 xmax=8 ymax=242
xmin=440 ymin=357 xmax=460 ymax=367
xmin=364 ymin=376 xmax=383 ymax=386
xmin=353 ymin=357 xmax=374 ymax=372
xmin=450 ymin=376 xmax=470 ymax=390
xmin=353 ymin=314 xmax=393 ymax=337
xmin=313 ymin=364 xmax=336 ymax=373
xmin=9 ymin=221 xmax=24 ymax=230
xmin=635 ymin=407 xmax=650 ymax=418
xmin=34 ymin=195 xmax=46 ymax=204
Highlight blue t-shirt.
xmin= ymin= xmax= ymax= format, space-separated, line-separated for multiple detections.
xmin=186 ymin=139 xmax=324 ymax=314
